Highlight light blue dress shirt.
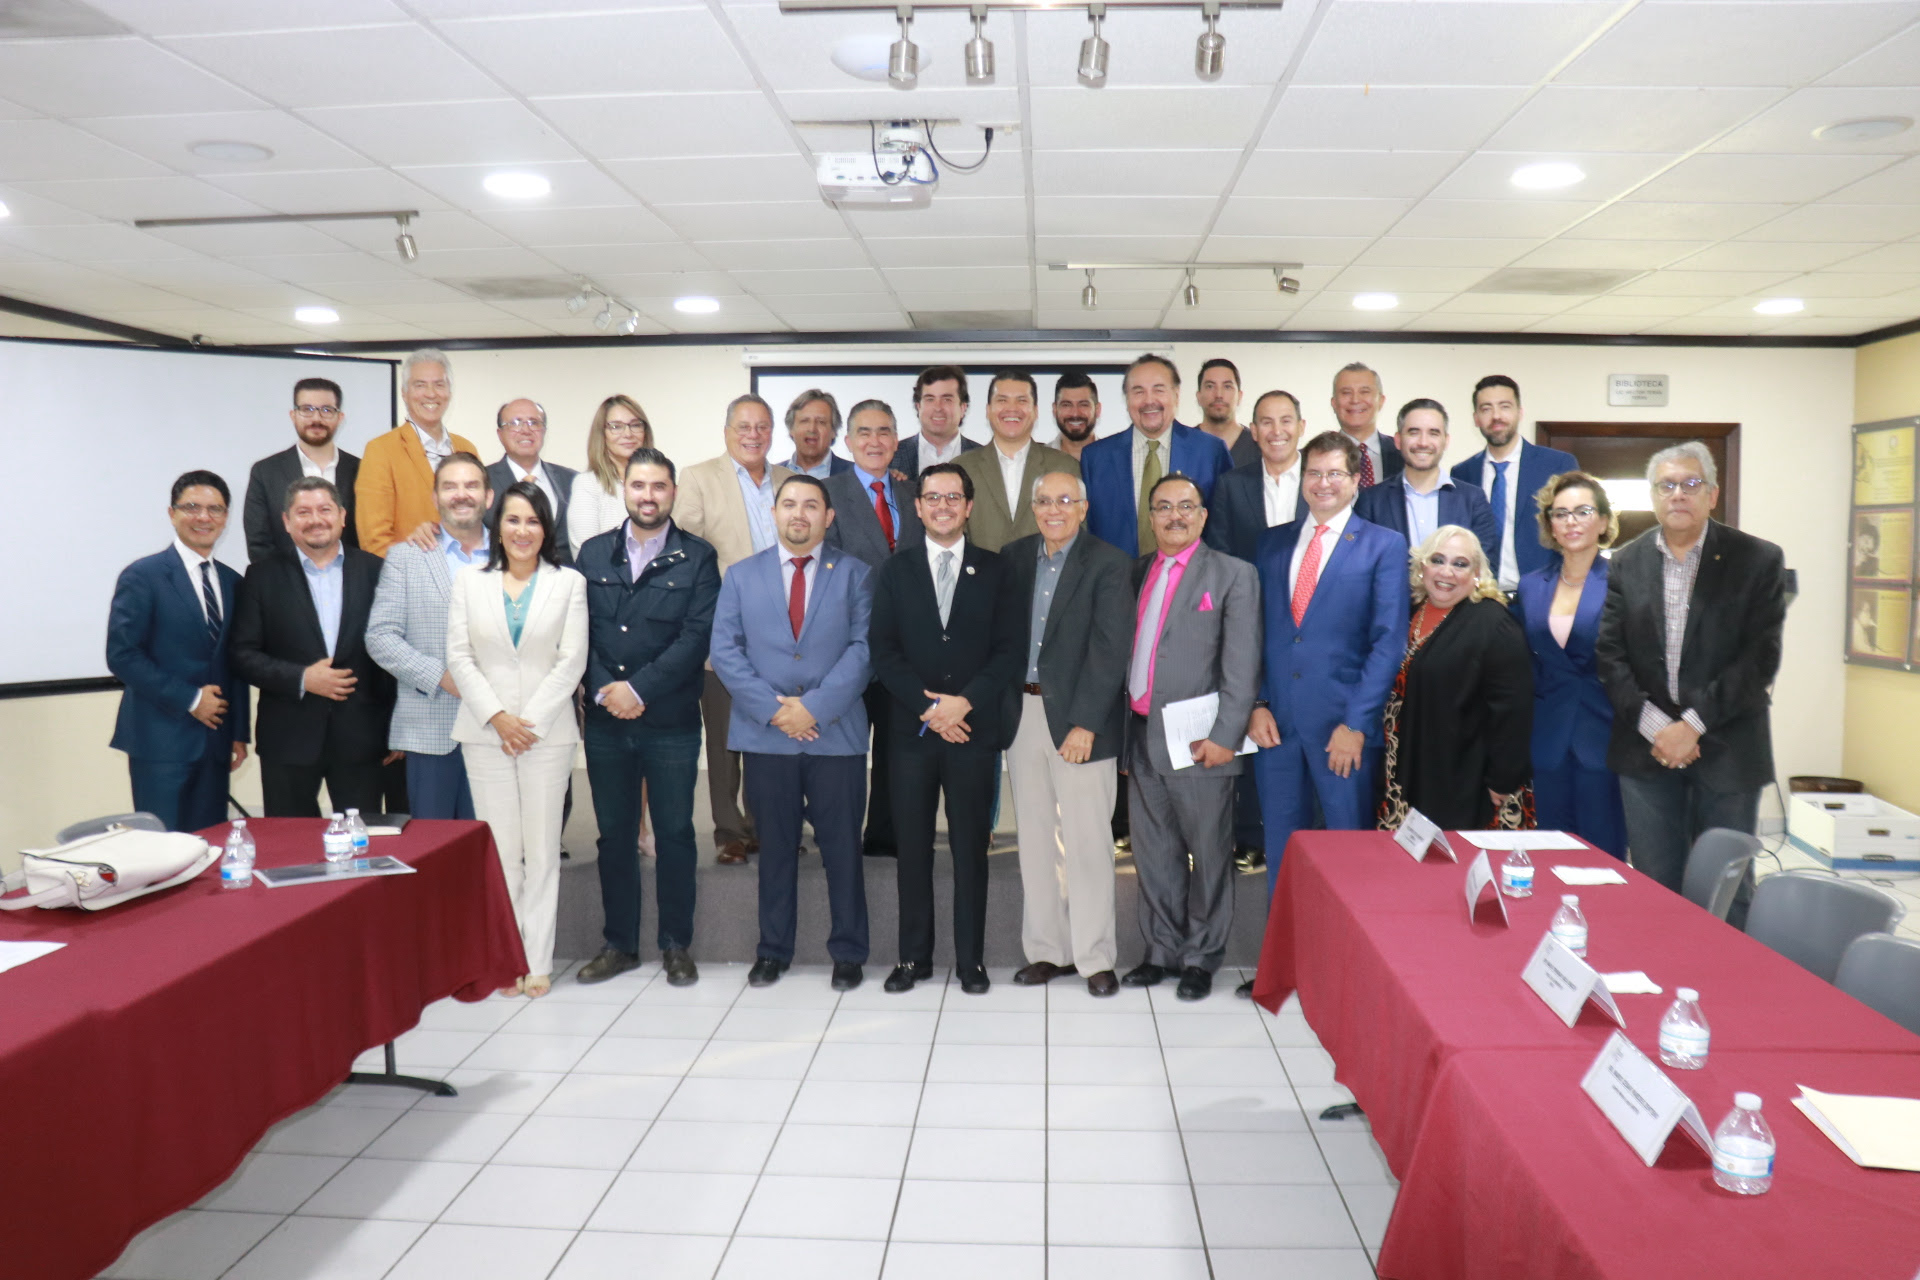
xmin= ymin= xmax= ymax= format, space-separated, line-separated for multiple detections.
xmin=300 ymin=547 xmax=346 ymax=658
xmin=1402 ymin=477 xmax=1445 ymax=548
xmin=734 ymin=459 xmax=778 ymax=553
xmin=852 ymin=462 xmax=898 ymax=533
xmin=439 ymin=527 xmax=489 ymax=581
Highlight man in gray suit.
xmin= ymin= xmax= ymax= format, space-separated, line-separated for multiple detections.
xmin=487 ymin=398 xmax=577 ymax=566
xmin=366 ymin=451 xmax=493 ymax=819
xmin=1121 ymin=474 xmax=1261 ymax=1001
xmin=1004 ymin=471 xmax=1134 ymax=998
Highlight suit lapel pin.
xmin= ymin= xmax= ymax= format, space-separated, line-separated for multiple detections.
xmin=965 ymin=565 xmax=975 ymax=575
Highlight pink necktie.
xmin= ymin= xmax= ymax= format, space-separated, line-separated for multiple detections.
xmin=1293 ymin=524 xmax=1330 ymax=626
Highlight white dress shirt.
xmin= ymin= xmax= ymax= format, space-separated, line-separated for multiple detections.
xmin=411 ymin=420 xmax=451 ymax=462
xmin=1479 ymin=437 xmax=1525 ymax=593
xmin=173 ymin=537 xmax=219 ymax=713
xmin=1131 ymin=428 xmax=1173 ymax=507
xmin=995 ymin=440 xmax=1032 ymax=516
xmin=296 ymin=447 xmax=338 ymax=485
xmin=1262 ymin=460 xmax=1302 ymax=527
xmin=1354 ymin=430 xmax=1386 ymax=483
xmin=924 ymin=535 xmax=966 ymax=626
xmin=507 ymin=458 xmax=560 ymax=514
xmin=1289 ymin=503 xmax=1354 ymax=599
xmin=916 ymin=433 xmax=965 ymax=472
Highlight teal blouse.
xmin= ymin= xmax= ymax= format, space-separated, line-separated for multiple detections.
xmin=503 ymin=571 xmax=537 ymax=647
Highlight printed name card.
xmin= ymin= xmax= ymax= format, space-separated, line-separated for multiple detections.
xmin=1394 ymin=808 xmax=1457 ymax=862
xmin=1521 ymin=932 xmax=1626 ymax=1029
xmin=1463 ymin=849 xmax=1509 ymax=926
xmin=1580 ymin=1030 xmax=1712 ymax=1167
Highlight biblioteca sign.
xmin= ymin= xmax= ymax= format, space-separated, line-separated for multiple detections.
xmin=1608 ymin=373 xmax=1670 ymax=407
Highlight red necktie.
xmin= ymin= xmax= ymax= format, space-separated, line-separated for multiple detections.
xmin=788 ymin=554 xmax=812 ymax=638
xmin=872 ymin=480 xmax=895 ymax=551
xmin=1358 ymin=445 xmax=1376 ymax=488
xmin=1292 ymin=524 xmax=1330 ymax=626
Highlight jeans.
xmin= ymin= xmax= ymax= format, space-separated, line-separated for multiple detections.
xmin=1619 ymin=770 xmax=1761 ymax=928
xmin=586 ymin=716 xmax=701 ymax=954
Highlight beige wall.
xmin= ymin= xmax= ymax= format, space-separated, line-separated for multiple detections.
xmin=1843 ymin=329 xmax=1920 ymax=810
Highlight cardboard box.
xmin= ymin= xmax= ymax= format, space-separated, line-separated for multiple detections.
xmin=1787 ymin=793 xmax=1920 ymax=873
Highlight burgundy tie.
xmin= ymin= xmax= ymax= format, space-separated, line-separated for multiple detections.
xmin=872 ymin=480 xmax=895 ymax=551
xmin=1358 ymin=445 xmax=1376 ymax=488
xmin=788 ymin=555 xmax=812 ymax=638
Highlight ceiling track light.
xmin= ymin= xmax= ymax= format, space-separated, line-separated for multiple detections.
xmin=619 ymin=310 xmax=642 ymax=335
xmin=565 ymin=283 xmax=594 ymax=314
xmin=1078 ymin=4 xmax=1109 ymax=88
xmin=1081 ymin=269 xmax=1098 ymax=309
xmin=593 ymin=302 xmax=616 ymax=332
xmin=889 ymin=5 xmax=919 ymax=88
xmin=964 ymin=4 xmax=994 ymax=82
xmin=1183 ymin=269 xmax=1199 ymax=307
xmin=1275 ymin=269 xmax=1299 ymax=295
xmin=1194 ymin=1 xmax=1223 ymax=81
xmin=393 ymin=212 xmax=417 ymax=263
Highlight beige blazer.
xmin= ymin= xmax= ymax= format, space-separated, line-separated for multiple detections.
xmin=446 ymin=564 xmax=589 ymax=747
xmin=673 ymin=453 xmax=794 ymax=573
xmin=955 ymin=439 xmax=1081 ymax=553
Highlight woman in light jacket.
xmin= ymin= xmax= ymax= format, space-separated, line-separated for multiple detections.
xmin=566 ymin=395 xmax=653 ymax=558
xmin=448 ymin=481 xmax=589 ymax=997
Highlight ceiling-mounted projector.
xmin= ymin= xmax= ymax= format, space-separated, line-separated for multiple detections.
xmin=817 ymin=122 xmax=937 ymax=209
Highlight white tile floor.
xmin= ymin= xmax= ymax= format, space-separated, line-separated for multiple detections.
xmin=98 ymin=964 xmax=1390 ymax=1280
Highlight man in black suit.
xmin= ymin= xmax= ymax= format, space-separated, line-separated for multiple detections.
xmin=243 ymin=377 xmax=361 ymax=564
xmin=231 ymin=477 xmax=394 ymax=817
xmin=869 ymin=462 xmax=1024 ymax=995
xmin=487 ymin=397 xmax=577 ymax=565
xmin=1596 ymin=442 xmax=1786 ymax=928
xmin=825 ymin=399 xmax=925 ymax=859
xmin=893 ymin=365 xmax=981 ymax=476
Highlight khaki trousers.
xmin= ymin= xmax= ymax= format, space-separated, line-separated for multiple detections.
xmin=700 ymin=674 xmax=755 ymax=847
xmin=1007 ymin=693 xmax=1119 ymax=974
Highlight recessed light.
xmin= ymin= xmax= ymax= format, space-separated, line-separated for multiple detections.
xmin=1814 ymin=116 xmax=1912 ymax=144
xmin=1510 ymin=161 xmax=1586 ymax=191
xmin=483 ymin=171 xmax=551 ymax=199
xmin=294 ymin=306 xmax=339 ymax=324
xmin=830 ymin=32 xmax=932 ymax=82
xmin=674 ymin=296 xmax=721 ymax=315
xmin=1353 ymin=293 xmax=1398 ymax=311
xmin=189 ymin=139 xmax=273 ymax=163
xmin=1753 ymin=297 xmax=1804 ymax=316
xmin=0 ymin=198 xmax=10 ymax=219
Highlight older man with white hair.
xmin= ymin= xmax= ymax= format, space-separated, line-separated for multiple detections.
xmin=356 ymin=348 xmax=480 ymax=557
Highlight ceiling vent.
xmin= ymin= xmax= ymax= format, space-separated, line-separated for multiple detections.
xmin=910 ymin=310 xmax=1032 ymax=330
xmin=447 ymin=276 xmax=583 ymax=302
xmin=0 ymin=0 xmax=126 ymax=38
xmin=1468 ymin=267 xmax=1642 ymax=296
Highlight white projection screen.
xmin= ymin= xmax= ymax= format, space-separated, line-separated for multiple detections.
xmin=3 ymin=338 xmax=396 ymax=690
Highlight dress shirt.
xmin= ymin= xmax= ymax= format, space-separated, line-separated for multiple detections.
xmin=1128 ymin=539 xmax=1199 ymax=715
xmin=1638 ymin=529 xmax=1709 ymax=742
xmin=296 ymin=447 xmax=339 ymax=485
xmin=439 ymin=527 xmax=489 ymax=581
xmin=783 ymin=455 xmax=835 ymax=481
xmin=852 ymin=462 xmax=898 ymax=534
xmin=507 ymin=458 xmax=560 ymax=513
xmin=1262 ymin=460 xmax=1302 ymax=527
xmin=733 ymin=458 xmax=778 ymax=553
xmin=1480 ymin=438 xmax=1525 ymax=592
xmin=1289 ymin=503 xmax=1354 ymax=598
xmin=1131 ymin=428 xmax=1172 ymax=507
xmin=296 ymin=546 xmax=346 ymax=700
xmin=1400 ymin=474 xmax=1454 ymax=548
xmin=172 ymin=537 xmax=218 ymax=713
xmin=1026 ymin=534 xmax=1074 ymax=684
xmin=625 ymin=520 xmax=668 ymax=582
xmin=411 ymin=420 xmax=452 ymax=463
xmin=780 ymin=545 xmax=820 ymax=615
xmin=924 ymin=535 xmax=966 ymax=626
xmin=995 ymin=439 xmax=1032 ymax=517
xmin=916 ymin=433 xmax=965 ymax=472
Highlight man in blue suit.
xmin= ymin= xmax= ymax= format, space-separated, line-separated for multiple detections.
xmin=1355 ymin=398 xmax=1498 ymax=560
xmin=1080 ymin=354 xmax=1233 ymax=557
xmin=107 ymin=471 xmax=251 ymax=832
xmin=711 ymin=474 xmax=876 ymax=992
xmin=1450 ymin=375 xmax=1580 ymax=593
xmin=1241 ymin=433 xmax=1408 ymax=994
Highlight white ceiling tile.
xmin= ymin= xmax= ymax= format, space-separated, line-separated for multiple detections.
xmin=1034 ymin=234 xmax=1201 ymax=263
xmin=473 ymin=206 xmax=681 ymax=247
xmin=1563 ymin=2 xmax=1920 ymax=88
xmin=322 ymin=210 xmax=513 ymax=254
xmin=1510 ymin=239 xmax=1709 ymax=270
xmin=228 ymin=252 xmax=422 ymax=285
xmin=1757 ymin=316 xmax=1884 ymax=336
xmin=0 ymin=37 xmax=265 ymax=117
xmin=8 ymin=176 xmax=262 ymax=221
xmin=1293 ymin=2 xmax=1621 ymax=86
xmin=779 ymin=313 xmax=912 ymax=332
xmin=1561 ymin=201 xmax=1794 ymax=241
xmin=593 ymin=271 xmax=741 ymax=297
xmin=763 ymin=292 xmax=900 ymax=315
xmin=1427 ymin=151 xmax=1680 ymax=203
xmin=1029 ymin=86 xmax=1271 ymax=151
xmin=1824 ymin=242 xmax=1920 ymax=274
xmin=0 ymin=223 xmax=197 ymax=261
xmin=1522 ymin=315 xmax=1678 ymax=335
xmin=1709 ymin=87 xmax=1920 ymax=154
xmin=896 ymin=291 xmax=1034 ymax=310
xmin=321 ymin=278 xmax=481 ymax=305
xmin=729 ymin=270 xmax=889 ymax=299
xmin=162 ymin=26 xmax=501 ymax=109
xmin=1034 ymin=150 xmax=1241 ymax=199
xmin=1486 ymin=86 xmax=1782 ymax=154
xmin=693 ymin=239 xmax=871 ymax=270
xmin=1261 ymin=86 xmax=1531 ymax=152
xmin=1777 ymin=271 xmax=1920 ymax=299
xmin=0 ymin=187 xmax=103 ymax=227
xmin=605 ymin=156 xmax=820 ymax=207
xmin=1236 ymin=150 xmax=1463 ymax=200
xmin=1741 ymin=204 xmax=1920 ymax=242
xmin=1401 ymin=312 xmax=1538 ymax=332
xmin=144 ymin=219 xmax=363 ymax=256
xmin=200 ymin=168 xmax=449 ymax=215
xmin=727 ymin=7 xmax=978 ymax=93
xmin=533 ymin=93 xmax=795 ymax=160
xmin=1820 ymin=23 xmax=1920 ymax=87
xmin=883 ymin=266 xmax=1031 ymax=293
xmin=0 ymin=120 xmax=171 ymax=182
xmin=1325 ymin=265 xmax=1494 ymax=294
xmin=78 ymin=110 xmax=372 ymax=175
xmin=107 ymin=257 xmax=302 ymax=294
xmin=1021 ymin=5 xmax=1314 ymax=90
xmin=1037 ymin=286 xmax=1174 ymax=309
xmin=1033 ymin=197 xmax=1214 ymax=238
xmin=1669 ymin=241 xmax=1876 ymax=273
xmin=846 ymin=197 xmax=1027 ymax=240
xmin=1390 ymin=199 xmax=1598 ymax=239
xmin=655 ymin=200 xmax=847 ymax=241
xmin=1611 ymin=270 xmax=1801 ymax=298
xmin=1211 ymin=197 xmax=1415 ymax=238
xmin=1282 ymin=307 xmax=1414 ymax=331
xmin=402 ymin=245 xmax=566 ymax=278
xmin=394 ymin=161 xmax=641 ymax=212
xmin=437 ymin=10 xmax=755 ymax=96
xmin=88 ymin=0 xmax=409 ymax=37
xmin=412 ymin=0 xmax=696 ymax=15
xmin=538 ymin=242 xmax=726 ymax=274
xmin=1037 ymin=307 xmax=1161 ymax=327
xmin=1430 ymin=292 xmax=1580 ymax=316
xmin=1631 ymin=153 xmax=1896 ymax=204
xmin=1825 ymin=155 xmax=1920 ymax=204
xmin=1353 ymin=237 xmax=1535 ymax=268
xmin=300 ymin=101 xmax=582 ymax=169
xmin=1200 ymin=235 xmax=1376 ymax=265
xmin=1559 ymin=295 xmax=1709 ymax=318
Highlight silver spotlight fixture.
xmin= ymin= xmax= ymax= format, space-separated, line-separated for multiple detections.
xmin=593 ymin=301 xmax=615 ymax=332
xmin=1081 ymin=269 xmax=1098 ymax=310
xmin=1276 ymin=270 xmax=1300 ymax=295
xmin=965 ymin=4 xmax=994 ymax=83
xmin=393 ymin=212 xmax=417 ymax=263
xmin=1195 ymin=1 xmax=1224 ymax=81
xmin=1183 ymin=270 xmax=1199 ymax=308
xmin=565 ymin=284 xmax=593 ymax=315
xmin=1078 ymin=4 xmax=1109 ymax=88
xmin=618 ymin=310 xmax=642 ymax=336
xmin=889 ymin=6 xmax=919 ymax=88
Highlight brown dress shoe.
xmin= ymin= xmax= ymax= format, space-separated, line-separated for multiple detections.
xmin=1013 ymin=961 xmax=1077 ymax=986
xmin=715 ymin=840 xmax=748 ymax=865
xmin=1086 ymin=970 xmax=1119 ymax=997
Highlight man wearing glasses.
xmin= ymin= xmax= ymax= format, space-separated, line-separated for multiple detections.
xmin=488 ymin=398 xmax=577 ymax=567
xmin=243 ymin=377 xmax=361 ymax=563
xmin=1596 ymin=443 xmax=1785 ymax=927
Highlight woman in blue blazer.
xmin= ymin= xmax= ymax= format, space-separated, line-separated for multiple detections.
xmin=1511 ymin=470 xmax=1627 ymax=858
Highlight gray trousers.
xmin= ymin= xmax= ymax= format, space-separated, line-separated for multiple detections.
xmin=1128 ymin=732 xmax=1238 ymax=973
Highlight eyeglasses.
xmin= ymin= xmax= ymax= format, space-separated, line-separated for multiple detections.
xmin=1548 ymin=505 xmax=1600 ymax=522
xmin=1031 ymin=496 xmax=1084 ymax=510
xmin=500 ymin=417 xmax=546 ymax=431
xmin=293 ymin=404 xmax=340 ymax=418
xmin=1654 ymin=477 xmax=1710 ymax=495
xmin=1149 ymin=500 xmax=1202 ymax=516
xmin=173 ymin=502 xmax=228 ymax=517
xmin=1303 ymin=469 xmax=1352 ymax=483
xmin=920 ymin=492 xmax=969 ymax=507
xmin=1425 ymin=554 xmax=1475 ymax=571
xmin=604 ymin=421 xmax=649 ymax=436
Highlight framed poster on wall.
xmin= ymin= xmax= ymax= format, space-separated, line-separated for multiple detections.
xmin=1847 ymin=416 xmax=1920 ymax=671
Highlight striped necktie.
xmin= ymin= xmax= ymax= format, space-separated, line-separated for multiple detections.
xmin=198 ymin=561 xmax=223 ymax=645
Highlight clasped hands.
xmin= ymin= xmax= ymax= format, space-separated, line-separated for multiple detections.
xmin=489 ymin=711 xmax=540 ymax=756
xmin=772 ymin=696 xmax=819 ymax=742
xmin=1651 ymin=720 xmax=1701 ymax=770
xmin=1246 ymin=708 xmax=1363 ymax=778
xmin=921 ymin=690 xmax=972 ymax=744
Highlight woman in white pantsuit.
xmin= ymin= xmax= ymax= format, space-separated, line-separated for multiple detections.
xmin=448 ymin=481 xmax=588 ymax=998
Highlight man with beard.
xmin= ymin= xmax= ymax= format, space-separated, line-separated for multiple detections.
xmin=1048 ymin=371 xmax=1101 ymax=462
xmin=243 ymin=377 xmax=360 ymax=562
xmin=1197 ymin=358 xmax=1260 ymax=468
xmin=366 ymin=452 xmax=494 ymax=820
xmin=1356 ymin=399 xmax=1497 ymax=561
xmin=1450 ymin=374 xmax=1579 ymax=593
xmin=357 ymin=348 xmax=480 ymax=557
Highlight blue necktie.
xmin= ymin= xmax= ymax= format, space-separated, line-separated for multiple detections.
xmin=198 ymin=561 xmax=223 ymax=646
xmin=1489 ymin=460 xmax=1511 ymax=574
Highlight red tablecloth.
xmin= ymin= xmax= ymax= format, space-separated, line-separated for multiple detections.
xmin=0 ymin=819 xmax=524 ymax=1280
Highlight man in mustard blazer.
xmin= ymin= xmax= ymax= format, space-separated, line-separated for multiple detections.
xmin=954 ymin=370 xmax=1080 ymax=554
xmin=356 ymin=349 xmax=479 ymax=556
xmin=671 ymin=393 xmax=794 ymax=863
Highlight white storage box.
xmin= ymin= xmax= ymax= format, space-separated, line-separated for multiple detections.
xmin=1787 ymin=792 xmax=1920 ymax=872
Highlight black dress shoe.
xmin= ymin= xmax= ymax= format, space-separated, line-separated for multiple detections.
xmin=1086 ymin=970 xmax=1119 ymax=997
xmin=831 ymin=962 xmax=864 ymax=991
xmin=862 ymin=844 xmax=899 ymax=859
xmin=662 ymin=948 xmax=698 ymax=987
xmin=958 ymin=965 xmax=991 ymax=995
xmin=1176 ymin=966 xmax=1213 ymax=1001
xmin=1233 ymin=845 xmax=1267 ymax=873
xmin=1013 ymin=961 xmax=1076 ymax=986
xmin=1121 ymin=962 xmax=1166 ymax=987
xmin=1235 ymin=978 xmax=1256 ymax=999
xmin=884 ymin=962 xmax=932 ymax=993
xmin=748 ymin=957 xmax=789 ymax=987
xmin=576 ymin=948 xmax=641 ymax=985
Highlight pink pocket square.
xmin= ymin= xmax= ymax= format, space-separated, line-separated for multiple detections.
xmin=1198 ymin=591 xmax=1215 ymax=611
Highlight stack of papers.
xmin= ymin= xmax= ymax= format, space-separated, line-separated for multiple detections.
xmin=1599 ymin=971 xmax=1663 ymax=995
xmin=1552 ymin=866 xmax=1630 ymax=886
xmin=0 ymin=940 xmax=65 ymax=975
xmin=1794 ymin=1086 xmax=1920 ymax=1171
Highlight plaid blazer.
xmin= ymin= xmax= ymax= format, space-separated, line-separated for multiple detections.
xmin=365 ymin=538 xmax=470 ymax=754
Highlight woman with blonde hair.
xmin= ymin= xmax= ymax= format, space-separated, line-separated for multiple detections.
xmin=566 ymin=395 xmax=653 ymax=558
xmin=1378 ymin=525 xmax=1534 ymax=832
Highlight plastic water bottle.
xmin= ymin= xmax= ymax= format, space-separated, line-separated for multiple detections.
xmin=219 ymin=819 xmax=255 ymax=889
xmin=1500 ymin=846 xmax=1534 ymax=898
xmin=323 ymin=812 xmax=352 ymax=866
xmin=1658 ymin=987 xmax=1711 ymax=1070
xmin=1549 ymin=894 xmax=1588 ymax=957
xmin=345 ymin=808 xmax=371 ymax=860
xmin=1712 ymin=1093 xmax=1775 ymax=1195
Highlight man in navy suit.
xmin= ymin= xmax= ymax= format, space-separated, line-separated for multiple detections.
xmin=1355 ymin=398 xmax=1498 ymax=560
xmin=1332 ymin=363 xmax=1402 ymax=489
xmin=107 ymin=471 xmax=251 ymax=833
xmin=1081 ymin=354 xmax=1233 ymax=557
xmin=1451 ymin=375 xmax=1580 ymax=593
xmin=779 ymin=389 xmax=855 ymax=480
xmin=711 ymin=475 xmax=875 ymax=991
xmin=1241 ymin=432 xmax=1409 ymax=993
xmin=894 ymin=366 xmax=981 ymax=476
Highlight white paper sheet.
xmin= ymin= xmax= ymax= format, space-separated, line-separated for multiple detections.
xmin=1457 ymin=830 xmax=1587 ymax=851
xmin=0 ymin=940 xmax=65 ymax=974
xmin=1795 ymin=1086 xmax=1920 ymax=1172
xmin=1161 ymin=693 xmax=1259 ymax=771
xmin=1552 ymin=866 xmax=1630 ymax=886
xmin=1601 ymin=971 xmax=1664 ymax=995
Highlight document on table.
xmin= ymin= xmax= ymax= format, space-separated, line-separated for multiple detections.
xmin=0 ymin=940 xmax=65 ymax=974
xmin=1552 ymin=866 xmax=1630 ymax=886
xmin=1600 ymin=971 xmax=1663 ymax=995
xmin=1457 ymin=830 xmax=1586 ymax=851
xmin=1162 ymin=693 xmax=1259 ymax=771
xmin=1794 ymin=1086 xmax=1920 ymax=1172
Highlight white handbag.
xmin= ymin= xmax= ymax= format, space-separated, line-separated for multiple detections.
xmin=0 ymin=827 xmax=218 ymax=911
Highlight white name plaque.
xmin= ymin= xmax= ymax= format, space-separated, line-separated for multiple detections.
xmin=1521 ymin=931 xmax=1625 ymax=1029
xmin=1393 ymin=808 xmax=1456 ymax=862
xmin=1580 ymin=1031 xmax=1711 ymax=1167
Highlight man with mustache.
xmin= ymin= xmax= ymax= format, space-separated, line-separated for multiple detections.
xmin=1048 ymin=371 xmax=1102 ymax=462
xmin=243 ymin=377 xmax=360 ymax=563
xmin=366 ymin=452 xmax=494 ymax=820
xmin=1080 ymin=354 xmax=1233 ymax=558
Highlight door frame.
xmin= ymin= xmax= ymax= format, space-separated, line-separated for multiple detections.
xmin=1534 ymin=421 xmax=1741 ymax=526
